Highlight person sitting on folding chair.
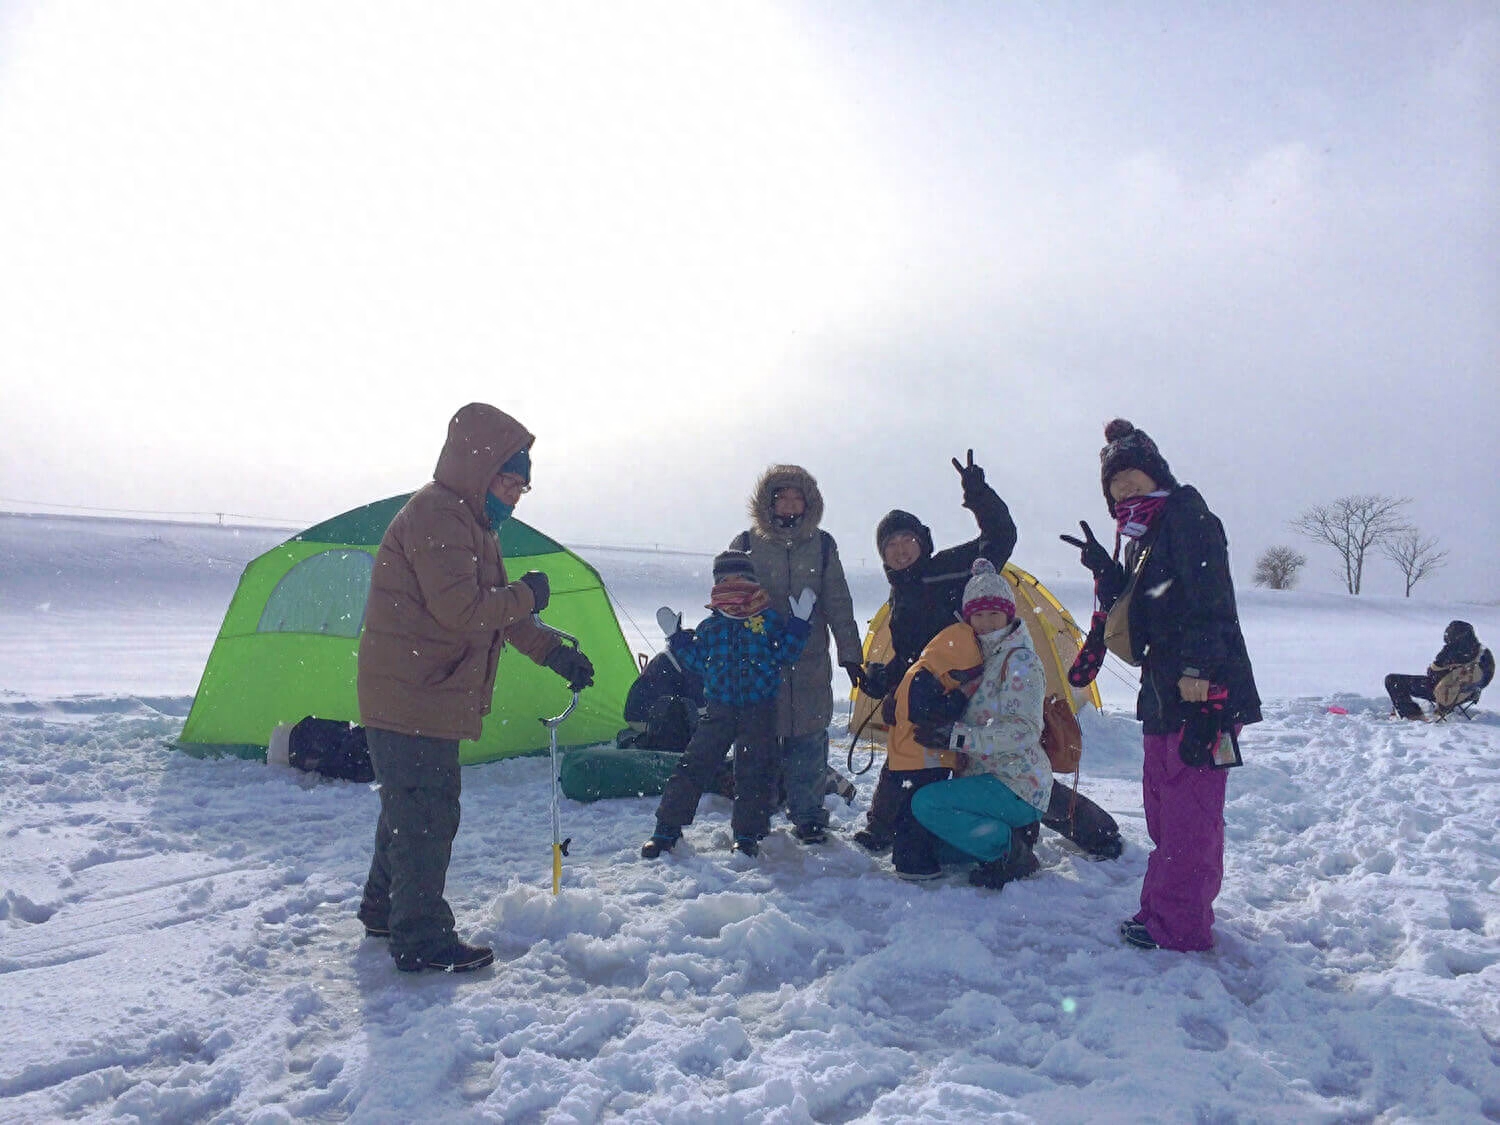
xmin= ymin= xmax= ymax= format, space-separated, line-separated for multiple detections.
xmin=1385 ymin=620 xmax=1494 ymax=721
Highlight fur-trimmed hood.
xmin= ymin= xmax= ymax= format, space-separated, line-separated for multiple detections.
xmin=747 ymin=464 xmax=824 ymax=542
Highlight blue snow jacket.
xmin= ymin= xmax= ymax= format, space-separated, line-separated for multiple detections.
xmin=671 ymin=610 xmax=810 ymax=708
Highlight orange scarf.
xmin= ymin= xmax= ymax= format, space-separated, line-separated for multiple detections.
xmin=708 ymin=581 xmax=771 ymax=619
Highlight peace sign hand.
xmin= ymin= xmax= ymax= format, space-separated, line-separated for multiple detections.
xmin=1059 ymin=520 xmax=1114 ymax=578
xmin=951 ymin=449 xmax=985 ymax=491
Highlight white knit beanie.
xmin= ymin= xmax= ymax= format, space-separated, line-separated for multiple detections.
xmin=961 ymin=558 xmax=1016 ymax=622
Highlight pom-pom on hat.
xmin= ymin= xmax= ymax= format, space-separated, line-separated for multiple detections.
xmin=961 ymin=558 xmax=1016 ymax=623
xmin=711 ymin=549 xmax=758 ymax=584
xmin=1099 ymin=419 xmax=1177 ymax=514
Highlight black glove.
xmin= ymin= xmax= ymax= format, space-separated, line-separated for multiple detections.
xmin=907 ymin=669 xmax=970 ymax=724
xmin=842 ymin=662 xmax=865 ymax=691
xmin=951 ymin=449 xmax=986 ymax=493
xmin=1179 ymin=687 xmax=1227 ymax=766
xmin=518 ymin=570 xmax=550 ymax=613
xmin=861 ymin=662 xmax=890 ymax=699
xmin=1059 ymin=521 xmax=1114 ymax=579
xmin=913 ymin=721 xmax=954 ymax=750
xmin=545 ymin=645 xmax=594 ymax=691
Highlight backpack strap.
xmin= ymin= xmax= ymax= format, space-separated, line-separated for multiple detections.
xmin=738 ymin=528 xmax=832 ymax=574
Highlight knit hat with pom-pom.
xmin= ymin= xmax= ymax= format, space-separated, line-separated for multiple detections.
xmin=1099 ymin=419 xmax=1177 ymax=513
xmin=961 ymin=558 xmax=1016 ymax=623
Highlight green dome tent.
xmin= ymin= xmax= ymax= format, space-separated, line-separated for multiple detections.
xmin=179 ymin=495 xmax=633 ymax=763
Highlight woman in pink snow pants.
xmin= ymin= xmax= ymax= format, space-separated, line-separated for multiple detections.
xmin=1060 ymin=419 xmax=1261 ymax=951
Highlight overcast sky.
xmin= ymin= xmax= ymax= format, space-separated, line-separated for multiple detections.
xmin=1 ymin=2 xmax=1495 ymax=600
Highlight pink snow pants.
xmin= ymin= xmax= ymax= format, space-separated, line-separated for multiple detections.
xmin=1135 ymin=728 xmax=1228 ymax=951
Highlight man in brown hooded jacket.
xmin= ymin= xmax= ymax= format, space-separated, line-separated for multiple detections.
xmin=357 ymin=402 xmax=594 ymax=973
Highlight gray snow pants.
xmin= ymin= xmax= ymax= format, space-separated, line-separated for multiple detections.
xmin=359 ymin=728 xmax=462 ymax=961
xmin=655 ymin=699 xmax=777 ymax=839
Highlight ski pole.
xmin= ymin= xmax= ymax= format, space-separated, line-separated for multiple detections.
xmin=532 ymin=614 xmax=582 ymax=894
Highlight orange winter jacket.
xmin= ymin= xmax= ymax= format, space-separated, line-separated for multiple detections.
xmin=885 ymin=623 xmax=985 ymax=772
xmin=357 ymin=403 xmax=559 ymax=742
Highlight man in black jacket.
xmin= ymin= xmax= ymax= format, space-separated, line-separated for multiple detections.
xmin=1386 ymin=621 xmax=1495 ymax=720
xmin=853 ymin=451 xmax=1018 ymax=852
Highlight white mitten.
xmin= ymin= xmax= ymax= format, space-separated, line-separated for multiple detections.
xmin=789 ymin=588 xmax=817 ymax=621
xmin=656 ymin=606 xmax=683 ymax=637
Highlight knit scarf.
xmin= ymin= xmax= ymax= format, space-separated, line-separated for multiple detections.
xmin=707 ymin=581 xmax=771 ymax=619
xmin=1114 ymin=491 xmax=1170 ymax=542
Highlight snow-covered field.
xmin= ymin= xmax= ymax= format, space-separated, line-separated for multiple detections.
xmin=2 ymin=514 xmax=1499 ymax=1123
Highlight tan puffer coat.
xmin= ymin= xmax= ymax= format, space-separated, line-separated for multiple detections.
xmin=731 ymin=465 xmax=863 ymax=738
xmin=357 ymin=403 xmax=558 ymax=741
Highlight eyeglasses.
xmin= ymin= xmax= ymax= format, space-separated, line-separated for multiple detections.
xmin=496 ymin=473 xmax=531 ymax=494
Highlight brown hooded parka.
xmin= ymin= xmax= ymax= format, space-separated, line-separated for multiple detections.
xmin=357 ymin=403 xmax=559 ymax=742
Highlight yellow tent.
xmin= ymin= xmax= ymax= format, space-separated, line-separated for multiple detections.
xmin=849 ymin=563 xmax=1101 ymax=738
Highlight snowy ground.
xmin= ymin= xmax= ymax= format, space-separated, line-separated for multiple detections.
xmin=2 ymin=515 xmax=1499 ymax=1123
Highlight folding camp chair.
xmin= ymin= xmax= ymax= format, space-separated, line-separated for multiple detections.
xmin=1433 ymin=687 xmax=1483 ymax=722
xmin=1432 ymin=658 xmax=1493 ymax=722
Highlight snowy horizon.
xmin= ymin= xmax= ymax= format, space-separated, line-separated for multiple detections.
xmin=2 ymin=4 xmax=1496 ymax=602
xmin=1 ymin=515 xmax=1498 ymax=1121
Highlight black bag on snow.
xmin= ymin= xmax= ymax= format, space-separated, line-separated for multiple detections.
xmin=622 ymin=650 xmax=705 ymax=753
xmin=288 ymin=717 xmax=375 ymax=783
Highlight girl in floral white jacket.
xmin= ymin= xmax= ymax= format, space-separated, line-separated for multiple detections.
xmin=907 ymin=559 xmax=1050 ymax=888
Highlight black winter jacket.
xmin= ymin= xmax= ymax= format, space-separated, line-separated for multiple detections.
xmin=883 ymin=479 xmax=1018 ymax=683
xmin=1098 ymin=486 xmax=1261 ymax=735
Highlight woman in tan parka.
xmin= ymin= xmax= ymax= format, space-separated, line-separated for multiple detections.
xmin=729 ymin=465 xmax=863 ymax=843
xmin=356 ymin=402 xmax=594 ymax=974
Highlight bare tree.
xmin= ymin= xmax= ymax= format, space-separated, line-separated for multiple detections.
xmin=1291 ymin=494 xmax=1410 ymax=595
xmin=1382 ymin=528 xmax=1447 ymax=597
xmin=1252 ymin=546 xmax=1307 ymax=590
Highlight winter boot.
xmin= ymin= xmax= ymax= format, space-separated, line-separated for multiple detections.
xmin=794 ymin=822 xmax=827 ymax=845
xmin=731 ymin=835 xmax=760 ymax=857
xmin=968 ymin=834 xmax=1040 ymax=890
xmin=852 ymin=827 xmax=893 ymax=854
xmin=395 ymin=939 xmax=495 ymax=974
xmin=641 ymin=825 xmax=681 ymax=859
xmin=1119 ymin=920 xmax=1159 ymax=950
xmin=897 ymin=865 xmax=942 ymax=882
xmin=824 ymin=768 xmax=858 ymax=806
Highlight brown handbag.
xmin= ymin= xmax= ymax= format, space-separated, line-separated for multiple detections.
xmin=998 ymin=649 xmax=1083 ymax=774
xmin=1041 ymin=694 xmax=1083 ymax=773
xmin=1103 ymin=545 xmax=1152 ymax=666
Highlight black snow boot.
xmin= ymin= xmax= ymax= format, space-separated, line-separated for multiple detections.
xmin=731 ymin=835 xmax=760 ymax=857
xmin=641 ymin=825 xmax=682 ymax=859
xmin=395 ymin=940 xmax=495 ymax=974
xmin=969 ymin=834 xmax=1040 ymax=890
xmin=1043 ymin=782 xmax=1123 ymax=859
xmin=794 ymin=822 xmax=827 ymax=845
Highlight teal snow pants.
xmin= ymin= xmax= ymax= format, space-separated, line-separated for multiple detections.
xmin=911 ymin=774 xmax=1043 ymax=863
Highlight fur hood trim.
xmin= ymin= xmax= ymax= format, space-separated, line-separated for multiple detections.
xmin=747 ymin=464 xmax=824 ymax=541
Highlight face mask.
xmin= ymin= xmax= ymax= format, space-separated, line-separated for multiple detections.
xmin=485 ymin=492 xmax=514 ymax=529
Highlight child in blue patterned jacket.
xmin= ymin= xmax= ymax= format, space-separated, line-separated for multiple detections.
xmin=642 ymin=550 xmax=814 ymax=858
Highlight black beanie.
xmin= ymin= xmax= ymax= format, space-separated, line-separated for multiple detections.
xmin=1099 ymin=419 xmax=1177 ymax=513
xmin=875 ymin=510 xmax=935 ymax=560
xmin=712 ymin=549 xmax=758 ymax=583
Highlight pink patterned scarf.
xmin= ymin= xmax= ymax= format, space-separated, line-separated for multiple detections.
xmin=1114 ymin=491 xmax=1170 ymax=542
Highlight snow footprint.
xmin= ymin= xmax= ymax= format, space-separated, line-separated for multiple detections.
xmin=1177 ymin=1014 xmax=1229 ymax=1052
xmin=0 ymin=889 xmax=56 ymax=924
xmin=1446 ymin=896 xmax=1485 ymax=934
